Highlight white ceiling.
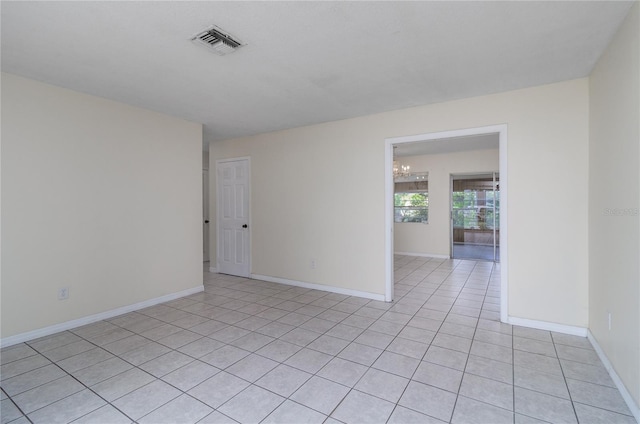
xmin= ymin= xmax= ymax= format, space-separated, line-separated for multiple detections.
xmin=1 ymin=1 xmax=634 ymax=148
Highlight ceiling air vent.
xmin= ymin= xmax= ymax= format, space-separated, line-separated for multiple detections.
xmin=192 ymin=26 xmax=244 ymax=56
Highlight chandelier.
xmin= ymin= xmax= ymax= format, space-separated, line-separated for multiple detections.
xmin=393 ymin=146 xmax=427 ymax=181
xmin=393 ymin=160 xmax=411 ymax=179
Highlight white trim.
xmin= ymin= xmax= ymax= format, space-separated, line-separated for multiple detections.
xmin=587 ymin=330 xmax=640 ymax=422
xmin=384 ymin=140 xmax=394 ymax=302
xmin=394 ymin=251 xmax=450 ymax=259
xmin=215 ymin=156 xmax=252 ymax=164
xmin=385 ymin=124 xmax=509 ymax=320
xmin=251 ymin=274 xmax=386 ymax=302
xmin=498 ymin=126 xmax=509 ymax=323
xmin=208 ymin=266 xmax=218 ymax=273
xmin=386 ymin=125 xmax=506 ymax=145
xmin=0 ymin=285 xmax=204 ymax=348
xmin=508 ymin=316 xmax=587 ymax=337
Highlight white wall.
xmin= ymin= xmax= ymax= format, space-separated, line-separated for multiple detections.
xmin=1 ymin=73 xmax=203 ymax=339
xmin=589 ymin=2 xmax=640 ymax=410
xmin=394 ymin=149 xmax=499 ymax=256
xmin=210 ymin=77 xmax=589 ymax=327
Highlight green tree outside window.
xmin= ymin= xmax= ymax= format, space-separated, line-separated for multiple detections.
xmin=394 ymin=192 xmax=428 ymax=223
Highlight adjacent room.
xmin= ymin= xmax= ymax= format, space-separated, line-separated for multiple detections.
xmin=1 ymin=1 xmax=638 ymax=423
xmin=391 ymin=135 xmax=500 ymax=262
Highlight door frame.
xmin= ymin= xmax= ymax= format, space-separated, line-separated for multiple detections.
xmin=215 ymin=156 xmax=251 ymax=277
xmin=385 ymin=124 xmax=508 ymax=323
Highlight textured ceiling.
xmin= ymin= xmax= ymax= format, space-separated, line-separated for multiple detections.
xmin=1 ymin=1 xmax=634 ymax=147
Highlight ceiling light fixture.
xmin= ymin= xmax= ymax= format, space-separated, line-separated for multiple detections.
xmin=393 ymin=147 xmax=428 ymax=182
xmin=393 ymin=146 xmax=411 ymax=179
xmin=393 ymin=160 xmax=411 ymax=179
xmin=192 ymin=26 xmax=244 ymax=56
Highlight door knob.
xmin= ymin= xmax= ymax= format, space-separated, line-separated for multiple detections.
xmin=242 ymin=224 xmax=248 ymax=228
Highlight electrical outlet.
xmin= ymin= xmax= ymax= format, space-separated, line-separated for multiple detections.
xmin=58 ymin=287 xmax=69 ymax=300
xmin=310 ymin=259 xmax=316 ymax=269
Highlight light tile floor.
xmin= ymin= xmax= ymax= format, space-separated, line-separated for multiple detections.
xmin=1 ymin=255 xmax=636 ymax=423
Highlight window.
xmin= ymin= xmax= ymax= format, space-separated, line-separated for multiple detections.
xmin=394 ymin=179 xmax=428 ymax=223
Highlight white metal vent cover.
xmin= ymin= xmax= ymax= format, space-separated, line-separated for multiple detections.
xmin=191 ymin=26 xmax=244 ymax=56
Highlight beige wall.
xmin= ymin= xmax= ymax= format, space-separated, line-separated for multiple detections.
xmin=394 ymin=149 xmax=499 ymax=256
xmin=210 ymin=77 xmax=589 ymax=327
xmin=1 ymin=73 xmax=203 ymax=339
xmin=589 ymin=2 xmax=640 ymax=408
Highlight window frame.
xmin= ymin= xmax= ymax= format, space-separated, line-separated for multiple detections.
xmin=394 ymin=177 xmax=429 ymax=224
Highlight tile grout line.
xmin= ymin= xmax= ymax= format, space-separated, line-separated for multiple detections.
xmin=385 ymin=257 xmax=485 ymax=422
xmin=4 ymin=255 xmax=628 ymax=424
xmin=21 ymin=337 xmax=137 ymax=423
xmin=449 ymin=260 xmax=499 ymax=424
xmin=551 ymin=332 xmax=580 ymax=423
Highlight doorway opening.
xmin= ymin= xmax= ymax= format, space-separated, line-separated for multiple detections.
xmin=385 ymin=125 xmax=508 ymax=322
xmin=451 ymin=172 xmax=500 ymax=262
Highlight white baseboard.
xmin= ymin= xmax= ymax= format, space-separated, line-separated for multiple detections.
xmin=587 ymin=330 xmax=640 ymax=422
xmin=507 ymin=316 xmax=588 ymax=337
xmin=395 ymin=251 xmax=450 ymax=259
xmin=208 ymin=266 xmax=218 ymax=273
xmin=251 ymin=274 xmax=386 ymax=302
xmin=0 ymin=285 xmax=204 ymax=348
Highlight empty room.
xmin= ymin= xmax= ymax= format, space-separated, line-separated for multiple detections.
xmin=1 ymin=1 xmax=639 ymax=423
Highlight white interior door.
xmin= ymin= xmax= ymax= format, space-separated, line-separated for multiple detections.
xmin=217 ymin=158 xmax=250 ymax=277
xmin=203 ymin=169 xmax=209 ymax=262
